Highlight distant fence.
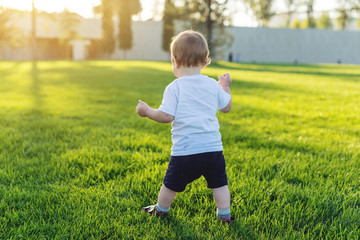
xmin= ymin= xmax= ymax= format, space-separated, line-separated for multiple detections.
xmin=225 ymin=27 xmax=360 ymax=65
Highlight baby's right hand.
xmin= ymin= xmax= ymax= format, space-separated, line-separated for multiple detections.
xmin=136 ymin=100 xmax=150 ymax=117
xmin=218 ymin=73 xmax=232 ymax=87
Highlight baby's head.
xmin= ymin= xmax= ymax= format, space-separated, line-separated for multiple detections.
xmin=170 ymin=30 xmax=211 ymax=68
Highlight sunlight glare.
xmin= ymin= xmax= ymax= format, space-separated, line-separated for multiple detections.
xmin=1 ymin=0 xmax=155 ymax=19
xmin=1 ymin=0 xmax=101 ymax=18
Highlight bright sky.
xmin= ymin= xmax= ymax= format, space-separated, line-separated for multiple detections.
xmin=0 ymin=0 xmax=339 ymax=27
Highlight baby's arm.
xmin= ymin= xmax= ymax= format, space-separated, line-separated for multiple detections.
xmin=136 ymin=100 xmax=174 ymax=123
xmin=218 ymin=73 xmax=232 ymax=113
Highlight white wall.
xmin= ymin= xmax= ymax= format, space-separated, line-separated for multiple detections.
xmin=70 ymin=40 xmax=90 ymax=60
xmin=225 ymin=27 xmax=360 ymax=64
xmin=109 ymin=22 xmax=360 ymax=65
xmin=2 ymin=15 xmax=360 ymax=64
xmin=109 ymin=21 xmax=170 ymax=61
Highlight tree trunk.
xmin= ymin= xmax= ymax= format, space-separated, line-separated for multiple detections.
xmin=31 ymin=0 xmax=37 ymax=61
xmin=206 ymin=0 xmax=213 ymax=57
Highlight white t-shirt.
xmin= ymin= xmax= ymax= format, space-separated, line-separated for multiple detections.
xmin=159 ymin=74 xmax=231 ymax=156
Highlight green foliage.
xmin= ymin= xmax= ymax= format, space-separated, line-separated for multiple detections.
xmin=58 ymin=9 xmax=81 ymax=42
xmin=0 ymin=7 xmax=13 ymax=44
xmin=101 ymin=0 xmax=115 ymax=55
xmin=182 ymin=0 xmax=233 ymax=60
xmin=95 ymin=0 xmax=141 ymax=54
xmin=162 ymin=0 xmax=176 ymax=52
xmin=98 ymin=0 xmax=141 ymax=55
xmin=290 ymin=18 xmax=301 ymax=28
xmin=303 ymin=0 xmax=316 ymax=28
xmin=242 ymin=0 xmax=275 ymax=27
xmin=0 ymin=7 xmax=24 ymax=50
xmin=300 ymin=16 xmax=316 ymax=29
xmin=355 ymin=0 xmax=360 ymax=11
xmin=357 ymin=18 xmax=360 ymax=29
xmin=336 ymin=9 xmax=350 ymax=30
xmin=58 ymin=9 xmax=81 ymax=59
xmin=118 ymin=1 xmax=132 ymax=51
xmin=0 ymin=61 xmax=360 ymax=239
xmin=335 ymin=0 xmax=357 ymax=30
xmin=317 ymin=12 xmax=332 ymax=29
xmin=117 ymin=0 xmax=141 ymax=52
xmin=284 ymin=0 xmax=298 ymax=27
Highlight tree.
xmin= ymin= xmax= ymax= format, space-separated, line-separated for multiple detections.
xmin=336 ymin=9 xmax=350 ymax=30
xmin=304 ymin=0 xmax=316 ymax=28
xmin=0 ymin=8 xmax=15 ymax=46
xmin=151 ymin=0 xmax=162 ymax=21
xmin=118 ymin=1 xmax=132 ymax=54
xmin=182 ymin=0 xmax=233 ymax=60
xmin=355 ymin=0 xmax=360 ymax=12
xmin=242 ymin=0 xmax=276 ymax=27
xmin=0 ymin=7 xmax=24 ymax=58
xmin=31 ymin=0 xmax=37 ymax=60
xmin=300 ymin=17 xmax=316 ymax=29
xmin=117 ymin=0 xmax=141 ymax=56
xmin=162 ymin=0 xmax=177 ymax=52
xmin=317 ymin=12 xmax=332 ymax=29
xmin=284 ymin=0 xmax=299 ymax=27
xmin=58 ymin=9 xmax=81 ymax=59
xmin=96 ymin=0 xmax=141 ymax=57
xmin=290 ymin=18 xmax=301 ymax=28
xmin=101 ymin=0 xmax=115 ymax=56
xmin=335 ymin=0 xmax=353 ymax=30
xmin=357 ymin=18 xmax=360 ymax=29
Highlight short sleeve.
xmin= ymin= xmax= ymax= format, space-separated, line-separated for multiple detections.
xmin=158 ymin=82 xmax=178 ymax=116
xmin=217 ymin=83 xmax=231 ymax=110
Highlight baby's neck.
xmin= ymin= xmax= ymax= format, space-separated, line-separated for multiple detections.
xmin=177 ymin=66 xmax=202 ymax=77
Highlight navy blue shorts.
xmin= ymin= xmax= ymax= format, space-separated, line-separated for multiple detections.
xmin=163 ymin=151 xmax=228 ymax=192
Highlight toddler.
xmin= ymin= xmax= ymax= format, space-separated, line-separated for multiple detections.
xmin=136 ymin=30 xmax=232 ymax=222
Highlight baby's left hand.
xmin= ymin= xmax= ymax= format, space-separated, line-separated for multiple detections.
xmin=218 ymin=73 xmax=232 ymax=87
xmin=136 ymin=100 xmax=150 ymax=117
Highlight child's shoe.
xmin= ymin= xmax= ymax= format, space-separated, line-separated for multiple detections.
xmin=142 ymin=205 xmax=168 ymax=216
xmin=219 ymin=216 xmax=234 ymax=224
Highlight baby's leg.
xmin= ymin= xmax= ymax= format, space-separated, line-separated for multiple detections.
xmin=157 ymin=184 xmax=177 ymax=210
xmin=212 ymin=185 xmax=231 ymax=219
xmin=212 ymin=185 xmax=230 ymax=208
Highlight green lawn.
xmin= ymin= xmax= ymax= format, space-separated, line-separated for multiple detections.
xmin=0 ymin=60 xmax=359 ymax=239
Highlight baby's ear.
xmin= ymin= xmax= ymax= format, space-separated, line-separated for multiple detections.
xmin=206 ymin=57 xmax=212 ymax=65
xmin=172 ymin=56 xmax=181 ymax=69
xmin=202 ymin=57 xmax=211 ymax=68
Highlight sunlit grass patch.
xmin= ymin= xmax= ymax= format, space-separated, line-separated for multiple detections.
xmin=0 ymin=60 xmax=359 ymax=239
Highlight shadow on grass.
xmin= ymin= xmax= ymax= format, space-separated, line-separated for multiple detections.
xmin=151 ymin=214 xmax=257 ymax=239
xmin=35 ymin=61 xmax=173 ymax=103
xmin=224 ymin=112 xmax=357 ymax=162
xmin=31 ymin=61 xmax=43 ymax=113
xmin=216 ymin=75 xmax=309 ymax=95
xmin=211 ymin=62 xmax=360 ymax=82
xmin=0 ymin=61 xmax=28 ymax=93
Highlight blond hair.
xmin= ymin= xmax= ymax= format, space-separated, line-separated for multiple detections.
xmin=170 ymin=30 xmax=211 ymax=68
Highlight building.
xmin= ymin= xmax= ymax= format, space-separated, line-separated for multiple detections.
xmin=1 ymin=11 xmax=101 ymax=60
xmin=1 ymin=11 xmax=360 ymax=64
